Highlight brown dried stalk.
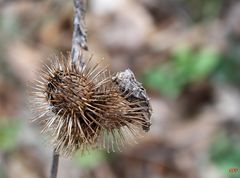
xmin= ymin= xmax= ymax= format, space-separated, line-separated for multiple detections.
xmin=71 ymin=0 xmax=88 ymax=65
xmin=50 ymin=149 xmax=59 ymax=178
xmin=52 ymin=0 xmax=88 ymax=177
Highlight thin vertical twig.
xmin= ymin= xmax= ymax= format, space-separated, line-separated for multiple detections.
xmin=49 ymin=1 xmax=88 ymax=177
xmin=50 ymin=150 xmax=59 ymax=178
xmin=71 ymin=0 xmax=88 ymax=65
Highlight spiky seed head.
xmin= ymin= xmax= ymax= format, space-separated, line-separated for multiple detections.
xmin=30 ymin=54 xmax=151 ymax=156
xmin=112 ymin=69 xmax=152 ymax=131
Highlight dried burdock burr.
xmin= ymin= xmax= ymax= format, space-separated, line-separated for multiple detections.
xmin=112 ymin=69 xmax=152 ymax=132
xmin=30 ymin=0 xmax=152 ymax=177
xmin=30 ymin=54 xmax=152 ymax=156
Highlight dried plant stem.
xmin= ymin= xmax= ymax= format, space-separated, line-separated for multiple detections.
xmin=49 ymin=1 xmax=87 ymax=177
xmin=50 ymin=150 xmax=59 ymax=178
xmin=71 ymin=0 xmax=88 ymax=65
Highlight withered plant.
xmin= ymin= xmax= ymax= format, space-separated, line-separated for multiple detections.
xmin=30 ymin=0 xmax=152 ymax=178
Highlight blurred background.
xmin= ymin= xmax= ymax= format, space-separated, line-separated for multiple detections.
xmin=0 ymin=0 xmax=240 ymax=178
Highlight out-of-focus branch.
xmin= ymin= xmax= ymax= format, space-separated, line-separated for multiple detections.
xmin=71 ymin=0 xmax=88 ymax=65
xmin=50 ymin=150 xmax=59 ymax=178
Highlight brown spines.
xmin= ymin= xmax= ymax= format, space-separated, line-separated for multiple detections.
xmin=31 ymin=55 xmax=151 ymax=156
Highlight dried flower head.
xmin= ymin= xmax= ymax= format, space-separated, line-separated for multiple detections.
xmin=30 ymin=54 xmax=151 ymax=156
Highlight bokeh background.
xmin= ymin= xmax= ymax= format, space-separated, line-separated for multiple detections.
xmin=0 ymin=0 xmax=240 ymax=178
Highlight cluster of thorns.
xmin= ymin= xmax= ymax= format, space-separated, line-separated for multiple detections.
xmin=31 ymin=55 xmax=151 ymax=156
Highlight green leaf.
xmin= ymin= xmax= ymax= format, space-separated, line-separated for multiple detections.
xmin=210 ymin=132 xmax=240 ymax=178
xmin=190 ymin=48 xmax=219 ymax=81
xmin=141 ymin=47 xmax=220 ymax=98
xmin=74 ymin=149 xmax=106 ymax=169
xmin=0 ymin=119 xmax=21 ymax=151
